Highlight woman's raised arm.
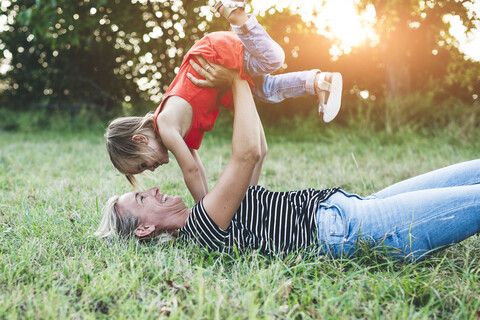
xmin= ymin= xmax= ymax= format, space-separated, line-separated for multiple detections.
xmin=202 ymin=76 xmax=262 ymax=230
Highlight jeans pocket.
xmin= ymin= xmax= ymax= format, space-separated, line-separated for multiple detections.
xmin=316 ymin=205 xmax=350 ymax=258
xmin=328 ymin=211 xmax=345 ymax=237
xmin=317 ymin=205 xmax=347 ymax=243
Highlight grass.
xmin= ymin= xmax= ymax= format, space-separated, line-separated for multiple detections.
xmin=1 ymin=116 xmax=479 ymax=319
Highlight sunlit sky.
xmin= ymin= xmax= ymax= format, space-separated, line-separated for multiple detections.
xmin=251 ymin=0 xmax=480 ymax=61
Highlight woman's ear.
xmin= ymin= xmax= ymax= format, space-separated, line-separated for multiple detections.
xmin=132 ymin=134 xmax=149 ymax=145
xmin=134 ymin=225 xmax=156 ymax=238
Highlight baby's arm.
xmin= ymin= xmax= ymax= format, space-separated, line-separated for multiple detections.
xmin=190 ymin=149 xmax=208 ymax=193
xmin=159 ymin=125 xmax=208 ymax=203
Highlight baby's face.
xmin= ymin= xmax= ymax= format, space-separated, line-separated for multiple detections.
xmin=125 ymin=153 xmax=169 ymax=175
xmin=147 ymin=138 xmax=170 ymax=169
xmin=123 ymin=135 xmax=170 ymax=175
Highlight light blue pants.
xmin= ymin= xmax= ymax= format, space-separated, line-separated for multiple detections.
xmin=231 ymin=15 xmax=319 ymax=103
xmin=316 ymin=159 xmax=480 ymax=262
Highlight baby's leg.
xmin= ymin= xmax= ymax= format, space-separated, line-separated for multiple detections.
xmin=216 ymin=2 xmax=284 ymax=74
xmin=231 ymin=14 xmax=285 ymax=75
xmin=250 ymin=71 xmax=318 ymax=104
xmin=217 ymin=2 xmax=342 ymax=121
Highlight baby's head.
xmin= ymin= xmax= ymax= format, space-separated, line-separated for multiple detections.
xmin=105 ymin=113 xmax=169 ymax=188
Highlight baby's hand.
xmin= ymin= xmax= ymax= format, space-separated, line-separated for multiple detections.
xmin=187 ymin=56 xmax=239 ymax=89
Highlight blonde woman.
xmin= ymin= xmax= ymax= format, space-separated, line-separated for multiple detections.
xmin=97 ymin=63 xmax=480 ymax=262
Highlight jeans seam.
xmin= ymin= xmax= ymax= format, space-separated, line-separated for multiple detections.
xmin=268 ymin=85 xmax=304 ymax=95
xmin=458 ymin=179 xmax=480 ymax=186
xmin=388 ymin=201 xmax=480 ymax=238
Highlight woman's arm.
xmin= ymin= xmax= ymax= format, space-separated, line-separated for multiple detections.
xmin=187 ymin=56 xmax=268 ymax=188
xmin=249 ymin=117 xmax=267 ymax=186
xmin=202 ymin=77 xmax=262 ymax=230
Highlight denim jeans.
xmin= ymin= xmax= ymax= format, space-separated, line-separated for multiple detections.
xmin=316 ymin=159 xmax=480 ymax=262
xmin=231 ymin=15 xmax=319 ymax=103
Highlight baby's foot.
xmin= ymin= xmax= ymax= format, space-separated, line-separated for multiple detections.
xmin=315 ymin=72 xmax=343 ymax=123
xmin=315 ymin=72 xmax=332 ymax=111
xmin=215 ymin=1 xmax=247 ymax=25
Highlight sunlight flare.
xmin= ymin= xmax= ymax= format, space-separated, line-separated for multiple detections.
xmin=252 ymin=0 xmax=378 ymax=54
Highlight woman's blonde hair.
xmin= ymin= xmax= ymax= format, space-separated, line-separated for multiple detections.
xmin=105 ymin=112 xmax=157 ymax=188
xmin=95 ymin=194 xmax=175 ymax=243
xmin=94 ymin=195 xmax=139 ymax=239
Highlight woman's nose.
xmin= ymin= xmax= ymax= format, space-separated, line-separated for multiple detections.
xmin=150 ymin=187 xmax=159 ymax=195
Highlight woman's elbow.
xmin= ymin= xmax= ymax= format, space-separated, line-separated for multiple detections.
xmin=239 ymin=146 xmax=262 ymax=164
xmin=261 ymin=140 xmax=268 ymax=159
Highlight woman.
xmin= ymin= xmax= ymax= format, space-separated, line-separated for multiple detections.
xmin=96 ymin=62 xmax=480 ymax=263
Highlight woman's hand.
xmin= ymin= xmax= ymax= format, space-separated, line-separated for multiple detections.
xmin=187 ymin=56 xmax=239 ymax=89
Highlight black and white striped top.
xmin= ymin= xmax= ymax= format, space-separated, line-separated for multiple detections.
xmin=179 ymin=185 xmax=339 ymax=256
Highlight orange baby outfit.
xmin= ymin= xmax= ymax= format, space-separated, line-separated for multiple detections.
xmin=154 ymin=31 xmax=254 ymax=149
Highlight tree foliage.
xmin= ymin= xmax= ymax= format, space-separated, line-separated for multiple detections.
xmin=0 ymin=0 xmax=225 ymax=114
xmin=0 ymin=0 xmax=478 ymax=123
xmin=351 ymin=0 xmax=479 ymax=99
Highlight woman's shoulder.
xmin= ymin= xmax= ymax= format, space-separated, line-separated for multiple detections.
xmin=179 ymin=200 xmax=229 ymax=251
xmin=182 ymin=200 xmax=229 ymax=236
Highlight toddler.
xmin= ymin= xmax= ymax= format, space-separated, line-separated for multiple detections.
xmin=106 ymin=0 xmax=343 ymax=202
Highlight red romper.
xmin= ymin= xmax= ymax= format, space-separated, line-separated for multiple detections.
xmin=153 ymin=31 xmax=254 ymax=150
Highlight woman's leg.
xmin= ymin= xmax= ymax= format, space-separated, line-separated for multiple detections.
xmin=371 ymin=159 xmax=480 ymax=199
xmin=317 ymin=185 xmax=480 ymax=262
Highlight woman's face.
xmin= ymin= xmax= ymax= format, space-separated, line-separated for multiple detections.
xmin=116 ymin=187 xmax=189 ymax=234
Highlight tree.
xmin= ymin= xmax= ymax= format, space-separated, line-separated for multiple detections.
xmin=0 ymin=0 xmax=225 ymax=114
xmin=351 ymin=0 xmax=479 ymax=129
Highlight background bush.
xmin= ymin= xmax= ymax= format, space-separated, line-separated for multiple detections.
xmin=0 ymin=0 xmax=478 ymax=131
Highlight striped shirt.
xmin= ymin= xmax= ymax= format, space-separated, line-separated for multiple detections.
xmin=179 ymin=185 xmax=339 ymax=256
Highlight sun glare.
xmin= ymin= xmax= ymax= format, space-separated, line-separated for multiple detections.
xmin=252 ymin=0 xmax=378 ymax=56
xmin=252 ymin=0 xmax=480 ymax=61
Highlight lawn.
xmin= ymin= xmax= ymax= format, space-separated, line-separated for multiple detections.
xmin=1 ymin=118 xmax=479 ymax=319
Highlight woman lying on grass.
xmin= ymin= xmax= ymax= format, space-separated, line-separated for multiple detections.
xmin=96 ymin=63 xmax=480 ymax=263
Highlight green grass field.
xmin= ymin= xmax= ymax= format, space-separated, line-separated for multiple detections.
xmin=1 ymin=118 xmax=479 ymax=319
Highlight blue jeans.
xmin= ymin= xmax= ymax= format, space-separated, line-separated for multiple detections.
xmin=231 ymin=15 xmax=319 ymax=103
xmin=316 ymin=159 xmax=480 ymax=262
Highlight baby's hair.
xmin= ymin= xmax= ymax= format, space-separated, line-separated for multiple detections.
xmin=105 ymin=112 xmax=157 ymax=189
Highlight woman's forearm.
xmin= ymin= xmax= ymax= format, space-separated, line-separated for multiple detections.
xmin=249 ymin=117 xmax=267 ymax=186
xmin=201 ymin=77 xmax=262 ymax=230
xmin=231 ymin=77 xmax=261 ymax=162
